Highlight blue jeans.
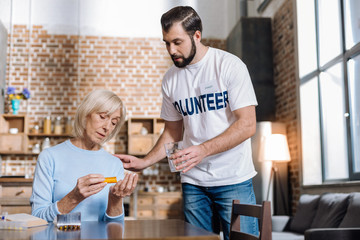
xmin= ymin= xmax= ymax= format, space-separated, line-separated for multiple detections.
xmin=182 ymin=179 xmax=258 ymax=240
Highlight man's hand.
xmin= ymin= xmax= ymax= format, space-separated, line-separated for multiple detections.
xmin=114 ymin=154 xmax=149 ymax=172
xmin=170 ymin=144 xmax=208 ymax=173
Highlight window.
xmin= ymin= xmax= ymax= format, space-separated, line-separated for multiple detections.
xmin=348 ymin=54 xmax=360 ymax=176
xmin=300 ymin=77 xmax=322 ymax=185
xmin=297 ymin=0 xmax=360 ymax=185
xmin=319 ymin=63 xmax=348 ymax=180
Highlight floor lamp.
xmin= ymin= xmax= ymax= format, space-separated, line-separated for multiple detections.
xmin=258 ymin=134 xmax=291 ymax=215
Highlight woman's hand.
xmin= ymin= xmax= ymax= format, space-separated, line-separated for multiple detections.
xmin=109 ymin=172 xmax=138 ymax=199
xmin=72 ymin=174 xmax=107 ymax=200
xmin=106 ymin=172 xmax=138 ymax=216
xmin=58 ymin=174 xmax=107 ymax=214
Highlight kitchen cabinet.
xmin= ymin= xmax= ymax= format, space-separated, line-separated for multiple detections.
xmin=127 ymin=117 xmax=164 ymax=155
xmin=0 ymin=178 xmax=32 ymax=214
xmin=0 ymin=114 xmax=29 ymax=153
xmin=133 ymin=192 xmax=183 ymax=219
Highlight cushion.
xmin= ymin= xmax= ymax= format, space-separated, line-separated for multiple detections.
xmin=339 ymin=192 xmax=360 ymax=227
xmin=272 ymin=215 xmax=291 ymax=232
xmin=289 ymin=194 xmax=320 ymax=234
xmin=272 ymin=231 xmax=304 ymax=240
xmin=310 ymin=193 xmax=350 ymax=228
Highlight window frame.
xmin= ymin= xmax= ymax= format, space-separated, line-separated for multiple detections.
xmin=297 ymin=0 xmax=360 ymax=185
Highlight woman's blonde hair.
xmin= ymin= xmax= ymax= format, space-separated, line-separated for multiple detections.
xmin=73 ymin=89 xmax=126 ymax=144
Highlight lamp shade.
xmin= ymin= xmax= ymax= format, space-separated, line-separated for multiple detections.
xmin=258 ymin=134 xmax=291 ymax=162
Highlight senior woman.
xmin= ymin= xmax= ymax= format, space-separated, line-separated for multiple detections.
xmin=30 ymin=89 xmax=138 ymax=222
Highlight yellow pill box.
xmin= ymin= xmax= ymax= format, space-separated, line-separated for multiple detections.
xmin=104 ymin=177 xmax=117 ymax=183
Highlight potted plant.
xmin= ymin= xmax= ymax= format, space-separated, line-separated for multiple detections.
xmin=6 ymin=86 xmax=31 ymax=114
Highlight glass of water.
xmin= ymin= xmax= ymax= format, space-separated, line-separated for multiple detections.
xmin=164 ymin=141 xmax=184 ymax=172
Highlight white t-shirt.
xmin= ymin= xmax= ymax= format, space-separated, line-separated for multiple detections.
xmin=160 ymin=47 xmax=258 ymax=187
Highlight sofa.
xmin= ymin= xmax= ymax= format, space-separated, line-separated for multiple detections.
xmin=272 ymin=192 xmax=360 ymax=240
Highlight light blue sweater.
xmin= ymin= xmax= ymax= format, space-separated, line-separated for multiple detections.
xmin=30 ymin=140 xmax=124 ymax=222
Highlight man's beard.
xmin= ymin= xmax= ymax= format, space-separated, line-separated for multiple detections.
xmin=171 ymin=36 xmax=197 ymax=68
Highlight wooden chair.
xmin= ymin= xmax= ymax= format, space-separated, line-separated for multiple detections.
xmin=230 ymin=200 xmax=272 ymax=240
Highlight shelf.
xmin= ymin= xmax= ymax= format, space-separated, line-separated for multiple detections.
xmin=0 ymin=114 xmax=72 ymax=156
xmin=130 ymin=133 xmax=160 ymax=137
xmin=0 ymin=114 xmax=29 ymax=134
xmin=0 ymin=151 xmax=38 ymax=155
xmin=28 ymin=133 xmax=71 ymax=137
xmin=0 ymin=177 xmax=33 ymax=183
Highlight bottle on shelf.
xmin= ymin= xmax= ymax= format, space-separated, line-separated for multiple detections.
xmin=43 ymin=116 xmax=51 ymax=134
xmin=0 ymin=155 xmax=2 ymax=177
xmin=54 ymin=116 xmax=62 ymax=135
xmin=65 ymin=116 xmax=73 ymax=135
xmin=32 ymin=125 xmax=39 ymax=134
xmin=32 ymin=143 xmax=40 ymax=154
xmin=42 ymin=137 xmax=51 ymax=150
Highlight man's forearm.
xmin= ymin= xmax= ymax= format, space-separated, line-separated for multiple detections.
xmin=143 ymin=120 xmax=183 ymax=165
xmin=201 ymin=107 xmax=256 ymax=157
xmin=143 ymin=135 xmax=168 ymax=164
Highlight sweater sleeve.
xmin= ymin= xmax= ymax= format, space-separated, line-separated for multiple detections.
xmin=103 ymin=209 xmax=125 ymax=222
xmin=30 ymin=150 xmax=61 ymax=222
xmin=103 ymin=162 xmax=126 ymax=222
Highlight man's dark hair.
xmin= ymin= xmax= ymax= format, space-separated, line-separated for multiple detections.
xmin=161 ymin=6 xmax=202 ymax=36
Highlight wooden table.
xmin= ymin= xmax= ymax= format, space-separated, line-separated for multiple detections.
xmin=0 ymin=219 xmax=220 ymax=240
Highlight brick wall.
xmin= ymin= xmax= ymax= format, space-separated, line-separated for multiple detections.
xmin=271 ymin=0 xmax=300 ymax=213
xmin=3 ymin=24 xmax=225 ymax=191
xmin=6 ymin=25 xmax=171 ymax=121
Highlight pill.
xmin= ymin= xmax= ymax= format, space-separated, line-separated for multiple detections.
xmin=104 ymin=177 xmax=117 ymax=183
